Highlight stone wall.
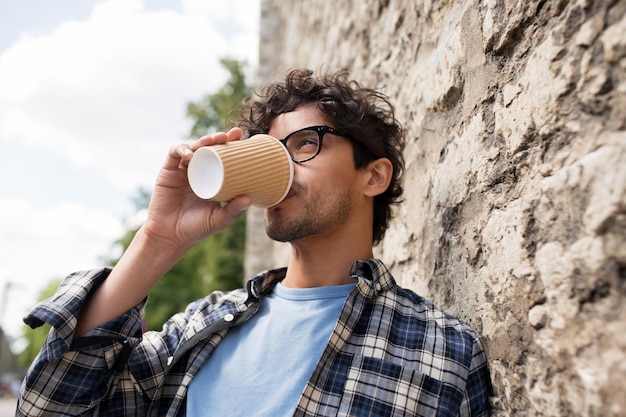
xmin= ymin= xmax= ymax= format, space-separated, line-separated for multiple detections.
xmin=246 ymin=0 xmax=626 ymax=415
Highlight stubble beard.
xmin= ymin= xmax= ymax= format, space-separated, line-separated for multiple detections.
xmin=265 ymin=187 xmax=352 ymax=243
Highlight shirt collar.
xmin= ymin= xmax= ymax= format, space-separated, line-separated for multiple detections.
xmin=245 ymin=258 xmax=395 ymax=303
xmin=349 ymin=259 xmax=396 ymax=297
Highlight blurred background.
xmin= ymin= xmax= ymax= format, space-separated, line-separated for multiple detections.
xmin=0 ymin=0 xmax=260 ymax=407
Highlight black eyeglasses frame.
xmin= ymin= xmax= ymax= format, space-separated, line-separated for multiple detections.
xmin=277 ymin=125 xmax=353 ymax=163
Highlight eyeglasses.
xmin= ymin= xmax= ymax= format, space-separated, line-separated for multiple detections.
xmin=277 ymin=125 xmax=352 ymax=163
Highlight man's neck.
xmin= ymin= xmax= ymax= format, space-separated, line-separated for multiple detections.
xmin=281 ymin=233 xmax=374 ymax=288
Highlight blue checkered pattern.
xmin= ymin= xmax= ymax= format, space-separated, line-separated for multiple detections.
xmin=18 ymin=259 xmax=492 ymax=416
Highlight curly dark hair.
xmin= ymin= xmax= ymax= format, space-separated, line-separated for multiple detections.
xmin=238 ymin=68 xmax=405 ymax=245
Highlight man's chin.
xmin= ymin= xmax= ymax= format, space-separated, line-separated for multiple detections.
xmin=265 ymin=221 xmax=310 ymax=243
xmin=265 ymin=226 xmax=295 ymax=243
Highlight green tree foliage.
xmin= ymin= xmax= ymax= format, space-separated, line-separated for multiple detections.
xmin=19 ymin=279 xmax=61 ymax=368
xmin=187 ymin=57 xmax=250 ymax=138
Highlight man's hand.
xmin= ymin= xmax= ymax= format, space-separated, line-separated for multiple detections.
xmin=143 ymin=127 xmax=253 ymax=251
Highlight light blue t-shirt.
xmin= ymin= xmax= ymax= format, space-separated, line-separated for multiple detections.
xmin=187 ymin=281 xmax=356 ymax=416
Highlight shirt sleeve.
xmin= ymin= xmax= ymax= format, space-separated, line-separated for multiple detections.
xmin=17 ymin=267 xmax=147 ymax=416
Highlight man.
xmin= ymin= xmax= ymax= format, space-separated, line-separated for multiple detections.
xmin=18 ymin=69 xmax=492 ymax=416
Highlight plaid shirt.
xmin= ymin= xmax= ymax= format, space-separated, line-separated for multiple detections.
xmin=19 ymin=259 xmax=492 ymax=416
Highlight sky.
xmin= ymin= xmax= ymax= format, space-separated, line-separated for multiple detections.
xmin=0 ymin=0 xmax=260 ymax=348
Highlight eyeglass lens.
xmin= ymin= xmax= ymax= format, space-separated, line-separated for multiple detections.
xmin=284 ymin=128 xmax=321 ymax=162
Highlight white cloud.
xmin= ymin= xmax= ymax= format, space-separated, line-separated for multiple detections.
xmin=0 ymin=0 xmax=259 ymax=192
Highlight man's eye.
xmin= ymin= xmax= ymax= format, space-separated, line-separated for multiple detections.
xmin=295 ymin=138 xmax=318 ymax=149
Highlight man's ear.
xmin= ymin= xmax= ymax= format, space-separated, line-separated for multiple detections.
xmin=363 ymin=158 xmax=393 ymax=197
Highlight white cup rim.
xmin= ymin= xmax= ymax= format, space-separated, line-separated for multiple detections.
xmin=187 ymin=147 xmax=224 ymax=199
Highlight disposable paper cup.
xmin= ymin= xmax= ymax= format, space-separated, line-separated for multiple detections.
xmin=187 ymin=134 xmax=294 ymax=208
